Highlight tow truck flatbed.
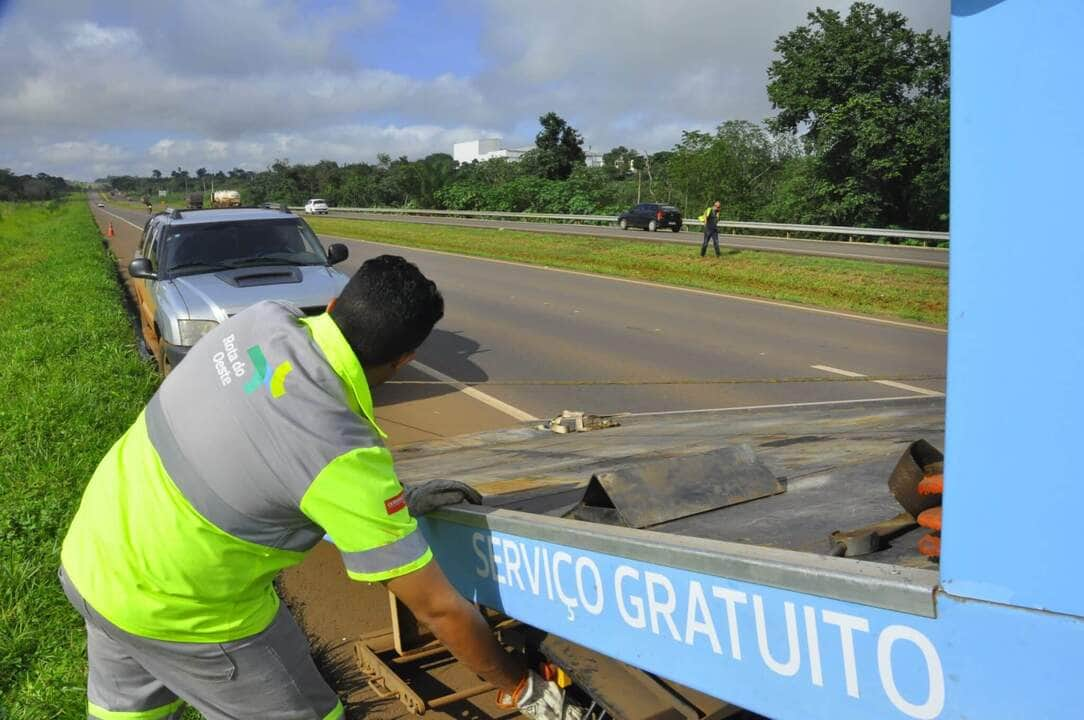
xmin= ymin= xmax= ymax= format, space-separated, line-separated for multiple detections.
xmin=396 ymin=396 xmax=943 ymax=570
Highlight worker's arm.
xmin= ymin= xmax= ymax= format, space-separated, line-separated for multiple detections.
xmin=385 ymin=560 xmax=523 ymax=693
xmin=302 ymin=454 xmax=581 ymax=718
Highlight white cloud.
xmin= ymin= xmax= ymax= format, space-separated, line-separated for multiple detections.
xmin=0 ymin=0 xmax=949 ymax=179
xmin=40 ymin=140 xmax=129 ymax=165
xmin=14 ymin=139 xmax=134 ymax=179
xmin=64 ymin=21 xmax=140 ymax=52
xmin=143 ymin=124 xmax=497 ymax=173
xmin=473 ymin=0 xmax=949 ymax=151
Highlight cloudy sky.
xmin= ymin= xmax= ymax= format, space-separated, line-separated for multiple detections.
xmin=0 ymin=0 xmax=948 ymax=181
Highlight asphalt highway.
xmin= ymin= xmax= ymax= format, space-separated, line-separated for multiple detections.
xmin=316 ymin=209 xmax=950 ymax=268
xmin=93 ymin=200 xmax=945 ymax=421
xmin=328 ymin=233 xmax=947 ymax=419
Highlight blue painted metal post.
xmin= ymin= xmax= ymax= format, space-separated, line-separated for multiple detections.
xmin=943 ymin=0 xmax=1084 ymax=615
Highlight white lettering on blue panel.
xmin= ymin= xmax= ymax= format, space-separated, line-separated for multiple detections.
xmin=430 ymin=524 xmax=946 ymax=719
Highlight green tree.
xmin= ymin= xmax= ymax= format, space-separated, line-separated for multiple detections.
xmin=0 ymin=169 xmax=71 ymax=201
xmin=766 ymin=1 xmax=949 ymax=228
xmin=170 ymin=167 xmax=190 ymax=193
xmin=667 ymin=122 xmax=794 ymax=219
xmin=523 ymin=112 xmax=586 ymax=180
xmin=412 ymin=153 xmax=456 ymax=207
xmin=310 ymin=160 xmax=340 ymax=196
xmin=601 ymin=146 xmax=640 ymax=180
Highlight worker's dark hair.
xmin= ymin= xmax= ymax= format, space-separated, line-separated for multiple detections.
xmin=330 ymin=255 xmax=444 ymax=366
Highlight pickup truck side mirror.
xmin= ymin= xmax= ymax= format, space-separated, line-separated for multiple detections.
xmin=128 ymin=257 xmax=157 ymax=280
xmin=326 ymin=243 xmax=348 ymax=265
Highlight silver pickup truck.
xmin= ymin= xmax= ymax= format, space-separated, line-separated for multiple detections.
xmin=128 ymin=206 xmax=350 ymax=374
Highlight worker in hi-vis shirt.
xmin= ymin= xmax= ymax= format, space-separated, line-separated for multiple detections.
xmin=61 ymin=255 xmax=582 ymax=720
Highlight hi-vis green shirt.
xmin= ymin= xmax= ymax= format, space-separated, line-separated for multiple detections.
xmin=61 ymin=302 xmax=431 ymax=642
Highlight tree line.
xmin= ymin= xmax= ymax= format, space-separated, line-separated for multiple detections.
xmin=102 ymin=3 xmax=948 ymax=230
xmin=0 ymin=169 xmax=72 ymax=202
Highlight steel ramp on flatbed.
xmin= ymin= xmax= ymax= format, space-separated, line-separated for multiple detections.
xmin=396 ymin=396 xmax=944 ymax=568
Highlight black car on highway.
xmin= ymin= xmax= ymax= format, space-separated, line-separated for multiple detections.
xmin=617 ymin=203 xmax=683 ymax=232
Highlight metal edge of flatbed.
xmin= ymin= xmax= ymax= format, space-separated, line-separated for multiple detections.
xmin=431 ymin=505 xmax=940 ymax=618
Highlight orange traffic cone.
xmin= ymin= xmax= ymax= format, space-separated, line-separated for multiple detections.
xmin=107 ymin=222 xmax=114 ymax=238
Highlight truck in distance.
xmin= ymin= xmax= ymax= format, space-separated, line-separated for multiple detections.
xmin=212 ymin=190 xmax=241 ymax=208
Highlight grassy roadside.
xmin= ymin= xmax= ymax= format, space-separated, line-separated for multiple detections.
xmin=0 ymin=198 xmax=159 ymax=718
xmin=306 ymin=217 xmax=948 ymax=325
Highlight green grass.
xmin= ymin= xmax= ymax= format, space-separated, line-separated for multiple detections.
xmin=307 ymin=217 xmax=948 ymax=325
xmin=0 ymin=198 xmax=160 ymax=718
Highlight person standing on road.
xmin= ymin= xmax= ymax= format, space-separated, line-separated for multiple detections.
xmin=60 ymin=255 xmax=582 ymax=720
xmin=700 ymin=200 xmax=722 ymax=257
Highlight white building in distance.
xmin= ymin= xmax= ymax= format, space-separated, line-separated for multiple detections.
xmin=453 ymin=138 xmax=604 ymax=168
xmin=452 ymin=139 xmax=528 ymax=164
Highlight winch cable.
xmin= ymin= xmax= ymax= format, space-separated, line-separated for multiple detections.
xmin=386 ymin=373 xmax=945 ymax=387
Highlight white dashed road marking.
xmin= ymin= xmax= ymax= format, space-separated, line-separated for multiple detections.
xmin=410 ymin=360 xmax=536 ymax=422
xmin=811 ymin=364 xmax=944 ymax=397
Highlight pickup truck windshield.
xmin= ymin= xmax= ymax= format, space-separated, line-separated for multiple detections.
xmin=161 ymin=219 xmax=329 ymax=277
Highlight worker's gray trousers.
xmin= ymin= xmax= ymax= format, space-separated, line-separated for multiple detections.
xmin=700 ymin=228 xmax=721 ymax=256
xmin=59 ymin=568 xmax=343 ymax=720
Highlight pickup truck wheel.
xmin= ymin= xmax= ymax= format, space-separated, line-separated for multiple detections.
xmin=618 ymin=218 xmax=628 ymax=230
xmin=671 ymin=224 xmax=682 ymax=233
xmin=648 ymin=219 xmax=658 ymax=232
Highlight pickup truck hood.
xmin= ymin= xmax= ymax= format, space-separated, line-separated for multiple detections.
xmin=171 ymin=265 xmax=349 ymax=319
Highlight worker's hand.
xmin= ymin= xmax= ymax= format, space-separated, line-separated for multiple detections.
xmin=497 ymin=670 xmax=585 ymax=720
xmin=403 ymin=479 xmax=483 ymax=517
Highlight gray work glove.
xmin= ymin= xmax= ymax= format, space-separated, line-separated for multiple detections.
xmin=498 ymin=670 xmax=584 ymax=720
xmin=403 ymin=479 xmax=483 ymax=517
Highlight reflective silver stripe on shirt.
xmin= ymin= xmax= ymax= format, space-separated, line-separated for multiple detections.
xmin=146 ymin=395 xmax=326 ymax=552
xmin=341 ymin=528 xmax=430 ymax=576
xmin=145 ymin=302 xmax=385 ymax=553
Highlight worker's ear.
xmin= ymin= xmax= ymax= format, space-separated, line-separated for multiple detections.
xmin=326 ymin=297 xmax=337 ymax=313
xmin=392 ymin=351 xmax=416 ymax=371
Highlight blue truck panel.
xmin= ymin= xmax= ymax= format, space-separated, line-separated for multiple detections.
xmin=943 ymin=0 xmax=1084 ymax=615
xmin=422 ymin=516 xmax=1084 ymax=719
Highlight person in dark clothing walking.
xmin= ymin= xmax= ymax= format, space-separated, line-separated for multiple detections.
xmin=700 ymin=201 xmax=722 ymax=257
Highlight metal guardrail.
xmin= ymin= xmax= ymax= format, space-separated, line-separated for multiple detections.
xmin=290 ymin=206 xmax=950 ymax=244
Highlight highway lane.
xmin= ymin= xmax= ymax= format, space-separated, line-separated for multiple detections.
xmin=99 ymin=201 xmax=945 ymax=421
xmin=315 ymin=209 xmax=950 ymax=268
xmin=329 ymin=234 xmax=946 ymax=419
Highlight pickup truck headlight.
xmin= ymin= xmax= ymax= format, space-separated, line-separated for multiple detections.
xmin=177 ymin=319 xmax=219 ymax=346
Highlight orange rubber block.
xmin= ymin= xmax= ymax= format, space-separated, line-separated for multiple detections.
xmin=918 ymin=533 xmax=941 ymax=558
xmin=917 ymin=506 xmax=942 ymax=531
xmin=918 ymin=473 xmax=943 ymax=495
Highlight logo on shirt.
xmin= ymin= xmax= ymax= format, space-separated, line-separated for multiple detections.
xmin=243 ymin=345 xmax=293 ymax=398
xmin=384 ymin=491 xmax=407 ymax=515
xmin=213 ymin=334 xmax=246 ymax=387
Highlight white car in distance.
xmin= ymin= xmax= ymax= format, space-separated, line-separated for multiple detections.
xmin=304 ymin=198 xmax=329 ymax=215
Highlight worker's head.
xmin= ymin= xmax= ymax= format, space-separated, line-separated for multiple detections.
xmin=329 ymin=255 xmax=444 ymax=385
xmin=713 ymin=201 xmax=721 ymax=210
